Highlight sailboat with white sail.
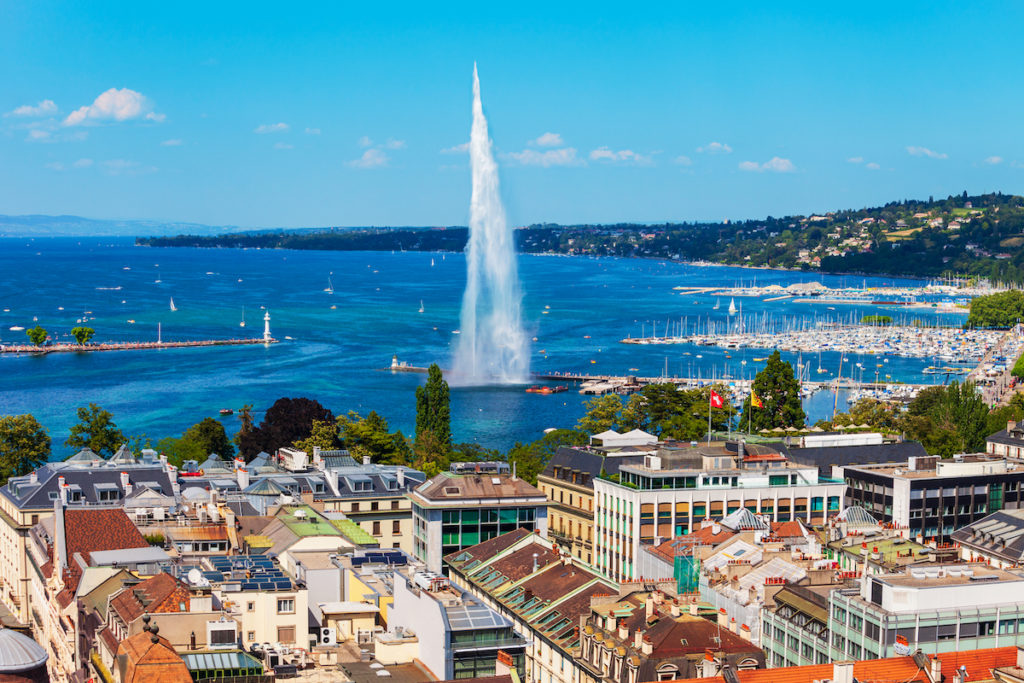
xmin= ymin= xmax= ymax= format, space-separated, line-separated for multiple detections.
xmin=239 ymin=306 xmax=246 ymax=328
xmin=324 ymin=273 xmax=335 ymax=294
xmin=169 ymin=298 xmax=177 ymax=312
xmin=728 ymin=298 xmax=737 ymax=316
xmin=418 ymin=300 xmax=425 ymax=313
xmin=713 ymin=298 xmax=720 ymax=310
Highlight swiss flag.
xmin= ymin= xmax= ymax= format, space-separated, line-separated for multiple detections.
xmin=709 ymin=390 xmax=724 ymax=409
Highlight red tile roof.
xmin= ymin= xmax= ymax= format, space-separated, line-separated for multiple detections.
xmin=770 ymin=521 xmax=805 ymax=538
xmin=56 ymin=508 xmax=150 ymax=605
xmin=110 ymin=573 xmax=191 ymax=626
xmin=117 ymin=629 xmax=192 ymax=683
xmin=651 ymin=526 xmax=737 ymax=561
xmin=664 ymin=646 xmax=1018 ymax=683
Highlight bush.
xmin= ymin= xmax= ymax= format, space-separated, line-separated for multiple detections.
xmin=143 ymin=532 xmax=165 ymax=546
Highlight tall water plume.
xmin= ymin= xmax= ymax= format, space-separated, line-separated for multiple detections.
xmin=452 ymin=64 xmax=530 ymax=385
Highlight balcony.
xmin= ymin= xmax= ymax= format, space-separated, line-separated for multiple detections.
xmin=450 ymin=636 xmax=529 ymax=653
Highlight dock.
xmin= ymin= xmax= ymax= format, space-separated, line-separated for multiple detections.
xmin=0 ymin=337 xmax=277 ymax=355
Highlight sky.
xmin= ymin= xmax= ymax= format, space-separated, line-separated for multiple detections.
xmin=2 ymin=1 xmax=1023 ymax=229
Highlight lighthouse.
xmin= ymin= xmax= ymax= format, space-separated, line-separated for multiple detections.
xmin=263 ymin=310 xmax=272 ymax=343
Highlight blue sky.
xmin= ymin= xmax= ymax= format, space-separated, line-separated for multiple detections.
xmin=2 ymin=1 xmax=1022 ymax=228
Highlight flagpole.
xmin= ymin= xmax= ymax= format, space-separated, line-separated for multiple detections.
xmin=707 ymin=388 xmax=712 ymax=443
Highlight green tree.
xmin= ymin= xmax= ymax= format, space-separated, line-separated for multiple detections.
xmin=182 ymin=417 xmax=235 ymax=459
xmin=504 ymin=429 xmax=588 ymax=485
xmin=234 ymin=404 xmax=257 ymax=457
xmin=830 ymin=398 xmax=901 ymax=432
xmin=577 ymin=394 xmax=623 ymax=434
xmin=741 ymin=351 xmax=806 ymax=431
xmin=154 ymin=436 xmax=204 ymax=469
xmin=415 ymin=364 xmax=451 ymax=452
xmin=966 ymin=290 xmax=1024 ymax=328
xmin=450 ymin=441 xmax=501 ymax=463
xmin=242 ymin=397 xmax=334 ymax=459
xmin=25 ymin=326 xmax=47 ymax=346
xmin=620 ymin=383 xmax=731 ymax=440
xmin=412 ymin=429 xmax=447 ymax=478
xmin=0 ymin=415 xmax=51 ymax=485
xmin=70 ymin=326 xmax=95 ymax=345
xmin=337 ymin=411 xmax=410 ymax=466
xmin=293 ymin=419 xmax=340 ymax=455
xmin=899 ymin=381 xmax=989 ymax=456
xmin=65 ymin=403 xmax=125 ymax=457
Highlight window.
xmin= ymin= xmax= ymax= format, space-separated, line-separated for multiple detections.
xmin=351 ymin=502 xmax=359 ymax=512
xmin=372 ymin=521 xmax=381 ymax=536
xmin=392 ymin=500 xmax=400 ymax=510
xmin=247 ymin=631 xmax=255 ymax=642
xmin=371 ymin=501 xmax=379 ymax=511
xmin=277 ymin=626 xmax=296 ymax=643
xmin=393 ymin=520 xmax=401 ymax=534
xmin=277 ymin=598 xmax=295 ymax=614
xmin=247 ymin=602 xmax=255 ymax=612
xmin=980 ymin=620 xmax=996 ymax=636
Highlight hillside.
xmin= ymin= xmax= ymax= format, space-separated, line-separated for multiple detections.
xmin=137 ymin=192 xmax=1024 ymax=283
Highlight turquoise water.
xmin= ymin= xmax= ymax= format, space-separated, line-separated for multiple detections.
xmin=0 ymin=238 xmax=964 ymax=453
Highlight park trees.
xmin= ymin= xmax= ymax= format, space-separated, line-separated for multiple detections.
xmin=238 ymin=397 xmax=335 ymax=460
xmin=65 ymin=403 xmax=126 ymax=457
xmin=25 ymin=326 xmax=47 ymax=346
xmin=71 ymin=326 xmax=95 ymax=345
xmin=577 ymin=394 xmax=623 ymax=434
xmin=415 ymin=364 xmax=451 ymax=453
xmin=0 ymin=414 xmax=51 ymax=485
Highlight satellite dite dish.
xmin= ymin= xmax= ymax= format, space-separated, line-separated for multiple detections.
xmin=187 ymin=568 xmax=210 ymax=587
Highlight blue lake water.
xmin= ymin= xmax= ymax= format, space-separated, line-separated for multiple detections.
xmin=0 ymin=238 xmax=965 ymax=454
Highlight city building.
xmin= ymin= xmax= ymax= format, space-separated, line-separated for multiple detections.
xmin=410 ymin=462 xmax=548 ymax=573
xmin=0 ymin=627 xmax=49 ymax=683
xmin=445 ymin=529 xmax=617 ymax=683
xmin=760 ymin=583 xmax=835 ymax=667
xmin=781 ymin=432 xmax=927 ymax=478
xmin=593 ymin=440 xmax=844 ymax=581
xmin=538 ymin=438 xmax=650 ymax=564
xmin=837 ymin=454 xmax=1024 ymax=541
xmin=952 ymin=510 xmax=1024 ymax=568
xmin=986 ymin=421 xmax=1024 ymax=458
xmin=579 ymin=585 xmax=765 ymax=682
xmin=828 ymin=564 xmax=1024 ymax=660
xmin=113 ymin=619 xmax=192 ymax=683
xmin=388 ymin=569 xmax=528 ymax=680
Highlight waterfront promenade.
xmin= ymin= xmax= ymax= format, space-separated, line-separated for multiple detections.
xmin=0 ymin=337 xmax=276 ymax=355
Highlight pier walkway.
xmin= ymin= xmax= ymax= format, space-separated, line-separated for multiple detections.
xmin=0 ymin=337 xmax=277 ymax=355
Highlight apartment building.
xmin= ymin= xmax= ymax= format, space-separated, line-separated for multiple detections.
xmin=952 ymin=509 xmax=1024 ymax=568
xmin=593 ymin=440 xmax=844 ymax=581
xmin=837 ymin=454 xmax=1024 ymax=540
xmin=410 ymin=462 xmax=548 ymax=573
xmin=829 ymin=564 xmax=1024 ymax=660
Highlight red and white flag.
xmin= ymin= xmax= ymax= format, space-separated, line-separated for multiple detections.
xmin=709 ymin=390 xmax=724 ymax=409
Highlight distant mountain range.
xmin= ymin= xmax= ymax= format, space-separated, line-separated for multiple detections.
xmin=0 ymin=214 xmax=241 ymax=237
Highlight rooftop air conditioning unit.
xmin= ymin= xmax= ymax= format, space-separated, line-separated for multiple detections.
xmin=320 ymin=627 xmax=337 ymax=646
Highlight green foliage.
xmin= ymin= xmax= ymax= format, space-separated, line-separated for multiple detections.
xmin=65 ymin=403 xmax=126 ymax=457
xmin=0 ymin=414 xmax=51 ymax=485
xmin=620 ymin=383 xmax=731 ymax=440
xmin=337 ymin=411 xmax=410 ymax=466
xmin=967 ymin=290 xmax=1024 ymax=329
xmin=741 ymin=351 xmax=806 ymax=431
xmin=829 ymin=398 xmax=901 ymax=432
xmin=415 ymin=364 xmax=451 ymax=453
xmin=70 ymin=326 xmax=95 ymax=345
xmin=504 ymin=429 xmax=588 ymax=485
xmin=154 ymin=436 xmax=204 ymax=469
xmin=239 ymin=397 xmax=334 ymax=460
xmin=182 ymin=417 xmax=235 ymax=459
xmin=900 ymin=381 xmax=989 ymax=457
xmin=143 ymin=532 xmax=165 ymax=546
xmin=25 ymin=326 xmax=47 ymax=346
xmin=412 ymin=429 xmax=447 ymax=478
xmin=293 ymin=419 xmax=340 ymax=455
xmin=860 ymin=315 xmax=892 ymax=325
xmin=577 ymin=394 xmax=623 ymax=434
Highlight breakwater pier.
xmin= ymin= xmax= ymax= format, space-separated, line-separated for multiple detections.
xmin=0 ymin=337 xmax=277 ymax=355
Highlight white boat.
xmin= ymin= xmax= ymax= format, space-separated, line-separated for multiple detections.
xmin=418 ymin=300 xmax=424 ymax=313
xmin=239 ymin=306 xmax=246 ymax=328
xmin=324 ymin=273 xmax=334 ymax=294
xmin=713 ymin=298 xmax=720 ymax=310
xmin=430 ymin=258 xmax=435 ymax=267
xmin=728 ymin=298 xmax=737 ymax=315
xmin=169 ymin=297 xmax=177 ymax=312
xmin=9 ymin=326 xmax=24 ymax=331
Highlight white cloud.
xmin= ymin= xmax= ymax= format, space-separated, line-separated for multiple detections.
xmin=441 ymin=142 xmax=469 ymax=154
xmin=865 ymin=162 xmax=880 ymax=170
xmin=697 ymin=141 xmax=732 ymax=154
xmin=906 ymin=146 xmax=947 ymax=159
xmin=532 ymin=132 xmax=564 ymax=147
xmin=738 ymin=157 xmax=796 ymax=173
xmin=102 ymin=159 xmax=157 ymax=176
xmin=254 ymin=122 xmax=289 ymax=134
xmin=7 ymin=100 xmax=57 ymax=117
xmin=64 ymin=88 xmax=160 ymax=126
xmin=160 ymin=138 xmax=183 ymax=147
xmin=358 ymin=135 xmax=373 ymax=148
xmin=274 ymin=142 xmax=294 ymax=150
xmin=383 ymin=138 xmax=406 ymax=150
xmin=589 ymin=147 xmax=652 ymax=165
xmin=847 ymin=156 xmax=864 ymax=164
xmin=304 ymin=127 xmax=321 ymax=135
xmin=73 ymin=158 xmax=93 ymax=168
xmin=27 ymin=129 xmax=51 ymax=142
xmin=348 ymin=148 xmax=389 ymax=169
xmin=506 ymin=147 xmax=580 ymax=167
xmin=674 ymin=155 xmax=693 ymax=166
xmin=984 ymin=156 xmax=1003 ymax=165
xmin=45 ymin=161 xmax=65 ymax=171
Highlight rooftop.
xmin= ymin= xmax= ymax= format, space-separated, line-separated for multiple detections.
xmin=878 ymin=564 xmax=1024 ymax=589
xmin=413 ymin=471 xmax=546 ymax=505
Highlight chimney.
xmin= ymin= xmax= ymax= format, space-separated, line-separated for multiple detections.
xmin=617 ymin=619 xmax=628 ymax=641
xmin=29 ymin=471 xmax=37 ymax=485
xmin=396 ymin=469 xmax=405 ymax=487
xmin=634 ymin=629 xmax=644 ymax=649
xmin=702 ymin=651 xmax=719 ymax=678
xmin=717 ymin=608 xmax=728 ymax=627
xmin=1009 ymin=420 xmax=1017 ymax=433
xmin=833 ymin=662 xmax=855 ymax=683
xmin=120 ymin=471 xmax=132 ymax=497
xmin=689 ymin=601 xmax=698 ymax=616
xmin=313 ymin=446 xmax=322 ymax=467
xmin=670 ymin=599 xmax=680 ymax=618
xmin=737 ymin=440 xmax=745 ymax=459
xmin=237 ymin=465 xmax=250 ymax=491
xmin=729 ymin=617 xmax=738 ymax=634
xmin=57 ymin=476 xmax=67 ymax=505
xmin=363 ymin=454 xmax=371 ymax=466
xmin=641 ymin=635 xmax=652 ymax=656
xmin=929 ymin=656 xmax=942 ymax=683
xmin=645 ymin=595 xmax=655 ymax=621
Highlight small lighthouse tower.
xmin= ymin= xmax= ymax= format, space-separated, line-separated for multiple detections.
xmin=263 ymin=310 xmax=272 ymax=343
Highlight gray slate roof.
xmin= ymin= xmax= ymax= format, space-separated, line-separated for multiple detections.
xmin=951 ymin=509 xmax=1024 ymax=565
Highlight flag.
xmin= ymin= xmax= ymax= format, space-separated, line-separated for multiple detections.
xmin=709 ymin=390 xmax=723 ymax=409
xmin=751 ymin=392 xmax=763 ymax=408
